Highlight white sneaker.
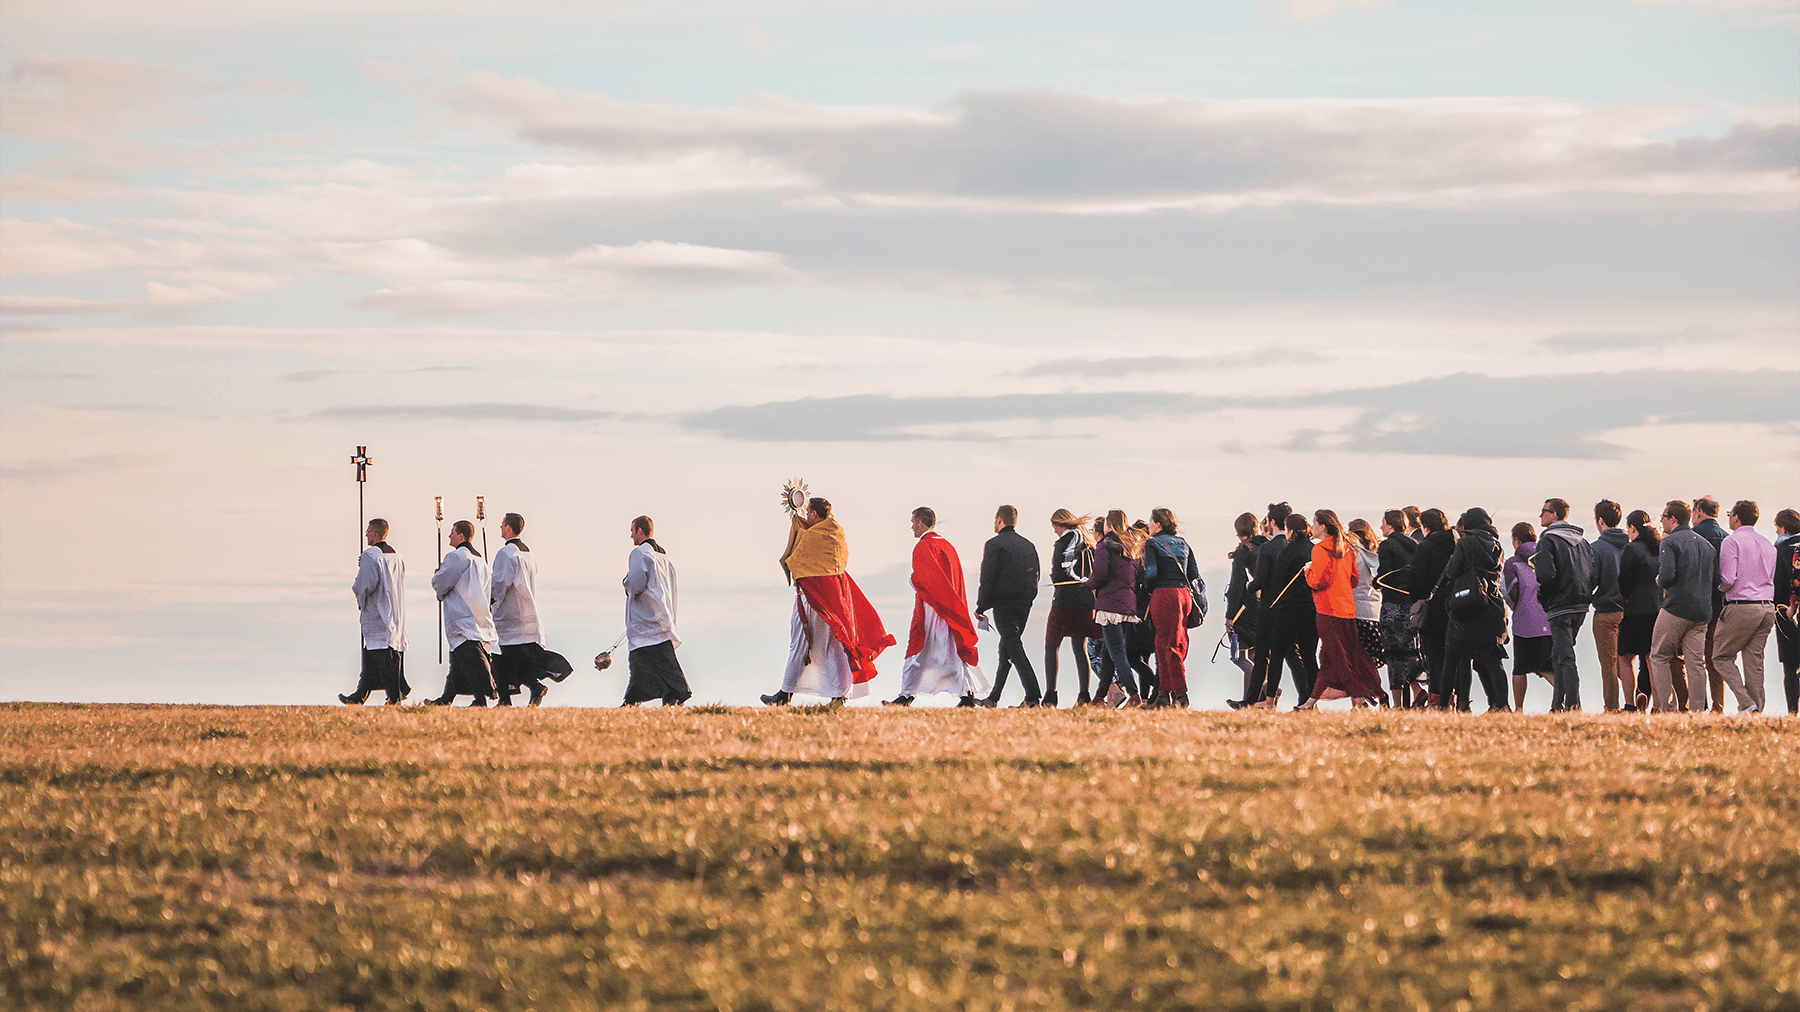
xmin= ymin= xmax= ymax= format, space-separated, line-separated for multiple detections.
xmin=1737 ymin=704 xmax=1760 ymax=715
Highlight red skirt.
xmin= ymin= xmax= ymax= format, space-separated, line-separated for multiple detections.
xmin=1313 ymin=613 xmax=1383 ymax=700
xmin=1046 ymin=605 xmax=1102 ymax=642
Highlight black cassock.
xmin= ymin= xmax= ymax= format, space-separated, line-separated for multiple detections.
xmin=624 ymin=640 xmax=691 ymax=706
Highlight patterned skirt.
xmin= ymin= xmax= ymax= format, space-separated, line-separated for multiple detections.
xmin=1356 ymin=619 xmax=1385 ymax=665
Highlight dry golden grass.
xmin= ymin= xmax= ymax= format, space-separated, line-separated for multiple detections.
xmin=2 ymin=702 xmax=1795 ymax=1011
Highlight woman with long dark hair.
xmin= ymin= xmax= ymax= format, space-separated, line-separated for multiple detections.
xmin=1225 ymin=511 xmax=1266 ymax=705
xmin=1084 ymin=510 xmax=1146 ymax=708
xmin=1617 ymin=508 xmax=1665 ymax=711
xmin=1296 ymin=510 xmax=1383 ymax=709
xmin=1143 ymin=507 xmax=1200 ymax=708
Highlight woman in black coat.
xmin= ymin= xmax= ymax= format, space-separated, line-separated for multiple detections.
xmin=1436 ymin=508 xmax=1509 ymax=712
xmin=1616 ymin=509 xmax=1663 ymax=711
xmin=1405 ymin=508 xmax=1458 ymax=707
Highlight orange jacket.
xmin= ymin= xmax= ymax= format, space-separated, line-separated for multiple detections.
xmin=1306 ymin=539 xmax=1358 ymax=620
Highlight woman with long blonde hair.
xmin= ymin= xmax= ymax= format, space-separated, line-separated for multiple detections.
xmin=1044 ymin=509 xmax=1099 ymax=707
xmin=1084 ymin=510 xmax=1147 ymax=707
xmin=1296 ymin=509 xmax=1384 ymax=709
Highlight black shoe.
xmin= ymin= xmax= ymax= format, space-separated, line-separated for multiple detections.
xmin=1075 ymin=692 xmax=1092 ymax=706
xmin=495 ymin=696 xmax=514 ymax=707
xmin=1015 ymin=698 xmax=1040 ymax=708
xmin=665 ymin=694 xmax=690 ymax=707
xmin=882 ymin=695 xmax=914 ymax=707
xmin=760 ymin=691 xmax=791 ymax=706
xmin=338 ymin=693 xmax=365 ymax=706
xmin=975 ymin=695 xmax=999 ymax=708
xmin=423 ymin=696 xmax=451 ymax=706
xmin=1041 ymin=692 xmax=1059 ymax=709
xmin=383 ymin=695 xmax=404 ymax=706
xmin=956 ymin=694 xmax=977 ymax=708
xmin=529 ymin=684 xmax=547 ymax=707
xmin=827 ymin=697 xmax=845 ymax=710
xmin=1226 ymin=698 xmax=1245 ymax=710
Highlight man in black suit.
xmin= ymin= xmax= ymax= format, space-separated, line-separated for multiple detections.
xmin=1250 ymin=513 xmax=1318 ymax=707
xmin=976 ymin=504 xmax=1042 ymax=707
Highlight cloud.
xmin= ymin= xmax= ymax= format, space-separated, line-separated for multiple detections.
xmin=1261 ymin=368 xmax=1800 ymax=458
xmin=1540 ymin=324 xmax=1723 ymax=352
xmin=454 ymin=77 xmax=1800 ymax=212
xmin=0 ymin=453 xmax=150 ymax=485
xmin=683 ymin=391 xmax=1210 ymax=441
xmin=678 ymin=369 xmax=1800 ymax=454
xmin=1019 ymin=350 xmax=1320 ymax=378
xmin=313 ymin=403 xmax=613 ymax=422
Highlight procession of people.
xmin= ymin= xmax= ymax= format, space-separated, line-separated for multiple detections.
xmin=341 ymin=489 xmax=1799 ymax=716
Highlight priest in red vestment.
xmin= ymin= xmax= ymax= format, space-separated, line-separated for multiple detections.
xmin=885 ymin=507 xmax=988 ymax=706
xmin=761 ymin=496 xmax=895 ymax=706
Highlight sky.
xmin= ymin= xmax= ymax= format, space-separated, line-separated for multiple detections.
xmin=2 ymin=0 xmax=1796 ymax=711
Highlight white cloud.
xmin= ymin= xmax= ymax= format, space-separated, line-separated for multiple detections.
xmin=454 ymin=78 xmax=1800 ymax=212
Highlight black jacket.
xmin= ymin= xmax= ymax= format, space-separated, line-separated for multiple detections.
xmin=1227 ymin=536 xmax=1266 ymax=625
xmin=1694 ymin=518 xmax=1729 ymax=616
xmin=1439 ymin=526 xmax=1505 ymax=645
xmin=1618 ymin=537 xmax=1662 ymax=616
xmin=1265 ymin=535 xmax=1317 ymax=615
xmin=1408 ymin=529 xmax=1457 ymax=610
xmin=1534 ymin=521 xmax=1597 ymax=618
xmin=1049 ymin=528 xmax=1095 ymax=611
xmin=1248 ymin=533 xmax=1287 ymax=606
xmin=976 ymin=525 xmax=1040 ymax=613
xmin=1376 ymin=532 xmax=1417 ymax=605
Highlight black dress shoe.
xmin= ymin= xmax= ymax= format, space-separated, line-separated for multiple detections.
xmin=760 ymin=691 xmax=792 ymax=706
xmin=383 ymin=695 xmax=405 ymax=706
xmin=1015 ymin=698 xmax=1040 ymax=708
xmin=1041 ymin=692 xmax=1059 ymax=709
xmin=495 ymin=697 xmax=513 ymax=707
xmin=338 ymin=693 xmax=364 ymax=706
xmin=423 ymin=696 xmax=451 ymax=706
xmin=882 ymin=695 xmax=914 ymax=707
xmin=956 ymin=694 xmax=977 ymax=708
xmin=1075 ymin=692 xmax=1092 ymax=706
xmin=975 ymin=695 xmax=999 ymax=708
xmin=529 ymin=684 xmax=548 ymax=707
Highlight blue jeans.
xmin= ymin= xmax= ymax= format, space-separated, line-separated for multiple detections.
xmin=1549 ymin=612 xmax=1586 ymax=711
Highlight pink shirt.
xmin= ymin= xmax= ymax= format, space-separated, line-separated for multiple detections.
xmin=1718 ymin=525 xmax=1776 ymax=601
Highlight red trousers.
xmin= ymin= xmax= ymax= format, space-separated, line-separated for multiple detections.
xmin=1148 ymin=586 xmax=1191 ymax=695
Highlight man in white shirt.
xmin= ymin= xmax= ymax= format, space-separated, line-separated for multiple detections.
xmin=425 ymin=520 xmax=500 ymax=706
xmin=490 ymin=512 xmax=571 ymax=707
xmin=341 ymin=518 xmax=410 ymax=705
xmin=621 ymin=515 xmax=690 ymax=706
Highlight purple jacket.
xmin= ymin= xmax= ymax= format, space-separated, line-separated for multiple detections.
xmin=1085 ymin=534 xmax=1142 ymax=615
xmin=1502 ymin=542 xmax=1550 ymax=638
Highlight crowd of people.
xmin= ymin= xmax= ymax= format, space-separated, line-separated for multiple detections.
xmin=341 ymin=494 xmax=1799 ymax=715
xmin=1220 ymin=498 xmax=1798 ymax=715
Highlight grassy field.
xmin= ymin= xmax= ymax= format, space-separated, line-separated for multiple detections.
xmin=1 ymin=703 xmax=1794 ymax=1012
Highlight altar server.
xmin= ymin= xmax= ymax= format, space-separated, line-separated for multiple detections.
xmin=489 ymin=512 xmax=571 ymax=706
xmin=340 ymin=518 xmax=410 ymax=705
xmin=621 ymin=515 xmax=691 ymax=707
xmin=426 ymin=520 xmax=499 ymax=706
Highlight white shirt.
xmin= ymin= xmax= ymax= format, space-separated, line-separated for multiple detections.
xmin=623 ymin=540 xmax=680 ymax=650
xmin=1352 ymin=545 xmax=1383 ymax=622
xmin=352 ymin=544 xmax=407 ymax=650
xmin=489 ymin=540 xmax=543 ymax=647
xmin=432 ymin=544 xmax=498 ymax=651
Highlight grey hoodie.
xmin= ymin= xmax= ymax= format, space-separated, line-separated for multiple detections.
xmin=1590 ymin=526 xmax=1629 ymax=613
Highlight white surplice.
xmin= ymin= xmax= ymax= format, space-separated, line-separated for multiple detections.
xmin=489 ymin=540 xmax=543 ymax=647
xmin=781 ymin=594 xmax=866 ymax=700
xmin=352 ymin=545 xmax=407 ymax=651
xmin=900 ymin=601 xmax=989 ymax=698
xmin=431 ymin=544 xmax=497 ymax=651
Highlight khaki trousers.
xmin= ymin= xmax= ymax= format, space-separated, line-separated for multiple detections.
xmin=1710 ymin=602 xmax=1775 ymax=713
xmin=1649 ymin=612 xmax=1709 ymax=712
xmin=1594 ymin=610 xmax=1623 ymax=710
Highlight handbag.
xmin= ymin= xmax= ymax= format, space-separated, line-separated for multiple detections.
xmin=1408 ymin=600 xmax=1427 ymax=630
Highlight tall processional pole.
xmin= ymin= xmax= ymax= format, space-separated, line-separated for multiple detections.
xmin=477 ymin=496 xmax=488 ymax=558
xmin=435 ymin=496 xmax=444 ymax=664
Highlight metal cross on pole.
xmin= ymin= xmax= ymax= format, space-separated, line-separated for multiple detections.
xmin=350 ymin=446 xmax=371 ymax=550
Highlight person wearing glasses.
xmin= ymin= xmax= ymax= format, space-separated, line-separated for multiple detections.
xmin=1531 ymin=498 xmax=1597 ymax=713
xmin=1647 ymin=501 xmax=1716 ymax=712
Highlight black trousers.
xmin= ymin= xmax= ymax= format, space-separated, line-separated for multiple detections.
xmin=436 ymin=640 xmax=496 ymax=701
xmin=624 ymin=640 xmax=692 ymax=706
xmin=986 ymin=604 xmax=1040 ymax=702
xmin=1443 ymin=641 xmax=1507 ymax=712
xmin=351 ymin=647 xmax=409 ymax=702
xmin=1421 ymin=606 xmax=1450 ymax=699
xmin=1255 ymin=610 xmax=1318 ymax=703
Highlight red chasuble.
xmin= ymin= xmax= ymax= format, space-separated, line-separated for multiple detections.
xmin=906 ymin=531 xmax=980 ymax=667
xmin=795 ymin=573 xmax=896 ymax=684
